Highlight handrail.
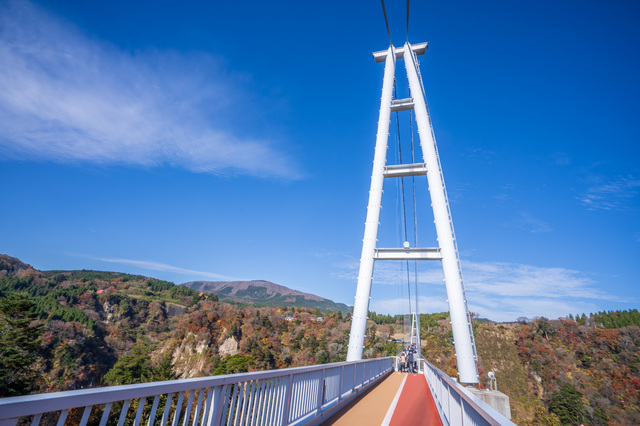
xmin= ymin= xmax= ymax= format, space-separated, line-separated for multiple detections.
xmin=0 ymin=357 xmax=393 ymax=426
xmin=421 ymin=359 xmax=516 ymax=426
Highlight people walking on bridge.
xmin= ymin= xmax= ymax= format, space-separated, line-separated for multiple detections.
xmin=407 ymin=350 xmax=415 ymax=373
xmin=399 ymin=351 xmax=407 ymax=372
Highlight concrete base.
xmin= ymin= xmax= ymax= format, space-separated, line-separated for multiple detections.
xmin=468 ymin=388 xmax=512 ymax=420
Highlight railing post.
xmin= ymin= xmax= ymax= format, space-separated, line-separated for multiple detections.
xmin=339 ymin=365 xmax=344 ymax=401
xmin=134 ymin=397 xmax=146 ymax=425
xmin=99 ymin=402 xmax=112 ymax=426
xmin=448 ymin=379 xmax=454 ymax=425
xmin=79 ymin=405 xmax=93 ymax=426
xmin=116 ymin=400 xmax=130 ymax=426
xmin=227 ymin=385 xmax=239 ymax=426
xmin=191 ymin=389 xmax=204 ymax=426
xmin=212 ymin=385 xmax=227 ymax=426
xmin=353 ymin=362 xmax=357 ymax=391
xmin=316 ymin=368 xmax=326 ymax=415
xmin=275 ymin=377 xmax=285 ymax=425
xmin=182 ymin=391 xmax=194 ymax=426
xmin=264 ymin=379 xmax=274 ymax=424
xmin=57 ymin=410 xmax=69 ymax=426
xmin=147 ymin=395 xmax=161 ymax=426
xmin=281 ymin=374 xmax=294 ymax=426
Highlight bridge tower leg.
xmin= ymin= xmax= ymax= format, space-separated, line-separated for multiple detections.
xmin=346 ymin=46 xmax=396 ymax=362
xmin=346 ymin=42 xmax=479 ymax=384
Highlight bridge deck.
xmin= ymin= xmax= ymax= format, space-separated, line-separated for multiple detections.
xmin=323 ymin=372 xmax=442 ymax=425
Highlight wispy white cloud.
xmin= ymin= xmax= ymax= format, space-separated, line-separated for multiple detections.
xmin=459 ymin=261 xmax=625 ymax=321
xmin=580 ymin=175 xmax=640 ymax=211
xmin=551 ymin=152 xmax=571 ymax=166
xmin=467 ymin=294 xmax=599 ymax=323
xmin=510 ymin=211 xmax=552 ymax=233
xmin=492 ymin=183 xmax=515 ymax=201
xmin=462 ymin=147 xmax=494 ymax=162
xmin=69 ymin=253 xmax=243 ymax=281
xmin=336 ymin=256 xmax=623 ymax=322
xmin=370 ymin=296 xmax=449 ymax=317
xmin=0 ymin=0 xmax=301 ymax=178
xmin=461 ymin=261 xmax=611 ymax=300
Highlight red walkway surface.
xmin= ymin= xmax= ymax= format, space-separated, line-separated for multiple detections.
xmin=390 ymin=373 xmax=442 ymax=426
xmin=322 ymin=372 xmax=442 ymax=425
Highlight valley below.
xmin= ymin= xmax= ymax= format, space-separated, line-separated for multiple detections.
xmin=1 ymin=254 xmax=639 ymax=424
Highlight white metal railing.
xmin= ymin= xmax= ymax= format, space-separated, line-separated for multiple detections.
xmin=0 ymin=357 xmax=393 ymax=426
xmin=421 ymin=359 xmax=516 ymax=426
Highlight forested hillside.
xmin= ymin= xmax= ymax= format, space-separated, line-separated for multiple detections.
xmin=418 ymin=312 xmax=640 ymax=424
xmin=0 ymin=255 xmax=355 ymax=397
xmin=1 ymin=254 xmax=639 ymax=424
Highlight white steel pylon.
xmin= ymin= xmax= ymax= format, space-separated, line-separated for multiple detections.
xmin=346 ymin=42 xmax=479 ymax=384
xmin=410 ymin=312 xmax=421 ymax=354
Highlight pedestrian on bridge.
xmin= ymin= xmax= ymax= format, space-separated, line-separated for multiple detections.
xmin=398 ymin=351 xmax=407 ymax=372
xmin=407 ymin=350 xmax=415 ymax=373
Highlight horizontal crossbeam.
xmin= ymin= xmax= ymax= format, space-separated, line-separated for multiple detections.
xmin=373 ymin=42 xmax=428 ymax=63
xmin=390 ymin=98 xmax=414 ymax=112
xmin=374 ymin=247 xmax=442 ymax=260
xmin=383 ymin=163 xmax=427 ymax=178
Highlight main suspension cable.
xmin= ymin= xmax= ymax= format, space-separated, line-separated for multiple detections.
xmin=393 ymin=81 xmax=414 ymax=328
xmin=393 ymin=125 xmax=408 ymax=348
xmin=410 ymin=109 xmax=420 ymax=324
xmin=406 ymin=0 xmax=410 ymax=41
xmin=380 ymin=0 xmax=392 ymax=45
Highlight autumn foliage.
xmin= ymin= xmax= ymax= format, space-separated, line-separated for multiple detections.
xmin=514 ymin=316 xmax=640 ymax=424
xmin=1 ymin=254 xmax=639 ymax=425
xmin=0 ymin=255 xmax=354 ymax=396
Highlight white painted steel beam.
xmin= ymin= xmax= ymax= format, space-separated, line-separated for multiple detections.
xmin=403 ymin=41 xmax=479 ymax=383
xmin=373 ymin=42 xmax=428 ymax=62
xmin=390 ymin=98 xmax=414 ymax=112
xmin=383 ymin=162 xmax=427 ymax=178
xmin=374 ymin=247 xmax=442 ymax=260
xmin=346 ymin=46 xmax=396 ymax=362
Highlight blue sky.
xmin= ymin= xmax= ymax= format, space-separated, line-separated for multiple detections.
xmin=1 ymin=0 xmax=638 ymax=322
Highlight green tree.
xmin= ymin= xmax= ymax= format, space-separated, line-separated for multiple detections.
xmin=213 ymin=354 xmax=254 ymax=375
xmin=536 ymin=317 xmax=553 ymax=339
xmin=0 ymin=293 xmax=44 ymax=396
xmin=153 ymin=354 xmax=177 ymax=382
xmin=103 ymin=344 xmax=153 ymax=385
xmin=549 ymin=383 xmax=586 ymax=425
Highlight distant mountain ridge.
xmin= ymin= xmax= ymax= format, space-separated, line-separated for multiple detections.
xmin=183 ymin=280 xmax=350 ymax=314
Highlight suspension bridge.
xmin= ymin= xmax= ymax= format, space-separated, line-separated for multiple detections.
xmin=1 ymin=4 xmax=516 ymax=425
xmin=0 ymin=40 xmax=514 ymax=426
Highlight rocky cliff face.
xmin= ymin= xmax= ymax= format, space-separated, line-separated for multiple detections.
xmin=171 ymin=333 xmax=211 ymax=379
xmin=218 ymin=337 xmax=239 ymax=357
